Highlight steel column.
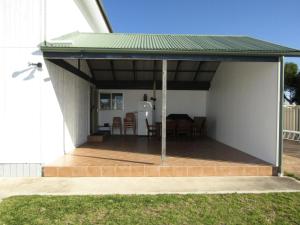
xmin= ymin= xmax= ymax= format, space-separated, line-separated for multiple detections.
xmin=278 ymin=56 xmax=285 ymax=176
xmin=153 ymin=60 xmax=157 ymax=122
xmin=161 ymin=60 xmax=167 ymax=163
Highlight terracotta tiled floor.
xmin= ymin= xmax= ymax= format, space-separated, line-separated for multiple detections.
xmin=43 ymin=136 xmax=276 ymax=177
xmin=284 ymin=140 xmax=300 ymax=177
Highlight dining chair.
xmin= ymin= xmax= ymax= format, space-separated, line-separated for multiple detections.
xmin=166 ymin=120 xmax=177 ymax=136
xmin=124 ymin=112 xmax=136 ymax=135
xmin=112 ymin=117 xmax=122 ymax=135
xmin=176 ymin=119 xmax=193 ymax=136
xmin=146 ymin=118 xmax=156 ymax=137
xmin=193 ymin=117 xmax=206 ymax=136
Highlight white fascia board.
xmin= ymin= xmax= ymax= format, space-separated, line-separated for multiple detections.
xmin=74 ymin=0 xmax=111 ymax=33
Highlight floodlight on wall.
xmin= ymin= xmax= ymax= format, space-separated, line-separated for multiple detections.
xmin=28 ymin=62 xmax=42 ymax=69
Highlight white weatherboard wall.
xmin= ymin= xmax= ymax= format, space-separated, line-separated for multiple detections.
xmin=98 ymin=89 xmax=207 ymax=130
xmin=41 ymin=59 xmax=91 ymax=164
xmin=0 ymin=0 xmax=109 ymax=176
xmin=207 ymin=62 xmax=279 ymax=165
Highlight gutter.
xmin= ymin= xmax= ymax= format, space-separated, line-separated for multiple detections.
xmin=95 ymin=0 xmax=113 ymax=33
xmin=39 ymin=46 xmax=300 ymax=57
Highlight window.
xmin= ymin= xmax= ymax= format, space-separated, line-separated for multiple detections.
xmin=100 ymin=93 xmax=123 ymax=110
xmin=112 ymin=93 xmax=123 ymax=110
xmin=100 ymin=93 xmax=111 ymax=110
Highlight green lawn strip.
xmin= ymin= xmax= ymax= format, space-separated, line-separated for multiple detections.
xmin=0 ymin=193 xmax=300 ymax=225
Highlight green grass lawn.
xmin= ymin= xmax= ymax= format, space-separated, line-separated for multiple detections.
xmin=0 ymin=193 xmax=300 ymax=225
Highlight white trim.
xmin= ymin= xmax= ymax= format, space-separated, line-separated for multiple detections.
xmin=74 ymin=0 xmax=111 ymax=33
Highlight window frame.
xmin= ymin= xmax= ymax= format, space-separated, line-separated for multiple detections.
xmin=99 ymin=92 xmax=124 ymax=111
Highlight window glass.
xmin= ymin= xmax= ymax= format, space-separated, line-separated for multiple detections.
xmin=100 ymin=93 xmax=111 ymax=110
xmin=112 ymin=93 xmax=123 ymax=110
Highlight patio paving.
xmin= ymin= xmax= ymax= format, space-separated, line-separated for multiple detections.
xmin=43 ymin=136 xmax=275 ymax=177
xmin=284 ymin=140 xmax=300 ymax=177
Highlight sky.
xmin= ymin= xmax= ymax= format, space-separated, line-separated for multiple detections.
xmin=103 ymin=0 xmax=300 ymax=68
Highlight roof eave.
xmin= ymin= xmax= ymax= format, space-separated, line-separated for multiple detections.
xmin=40 ymin=47 xmax=300 ymax=58
xmin=95 ymin=0 xmax=113 ymax=33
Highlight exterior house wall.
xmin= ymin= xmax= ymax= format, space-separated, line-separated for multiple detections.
xmin=207 ymin=61 xmax=279 ymax=165
xmin=98 ymin=89 xmax=208 ymax=133
xmin=0 ymin=0 xmax=109 ymax=176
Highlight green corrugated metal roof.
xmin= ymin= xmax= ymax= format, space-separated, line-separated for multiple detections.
xmin=40 ymin=32 xmax=300 ymax=56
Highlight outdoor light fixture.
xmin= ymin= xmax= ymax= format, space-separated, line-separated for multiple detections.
xmin=28 ymin=62 xmax=42 ymax=69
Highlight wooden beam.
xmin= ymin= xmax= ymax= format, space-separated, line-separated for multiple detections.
xmin=132 ymin=60 xmax=136 ymax=81
xmin=161 ymin=60 xmax=167 ymax=164
xmin=214 ymin=61 xmax=221 ymax=72
xmin=86 ymin=59 xmax=96 ymax=82
xmin=94 ymin=81 xmax=210 ymax=90
xmin=152 ymin=60 xmax=157 ymax=82
xmin=77 ymin=59 xmax=81 ymax=71
xmin=110 ymin=60 xmax=116 ymax=80
xmin=91 ymin=68 xmax=216 ymax=73
xmin=47 ymin=59 xmax=93 ymax=83
xmin=43 ymin=51 xmax=280 ymax=62
xmin=173 ymin=60 xmax=182 ymax=81
xmin=193 ymin=61 xmax=203 ymax=81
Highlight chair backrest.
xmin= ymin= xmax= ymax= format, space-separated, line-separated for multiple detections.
xmin=166 ymin=120 xmax=176 ymax=129
xmin=113 ymin=117 xmax=122 ymax=125
xmin=125 ymin=112 xmax=135 ymax=122
xmin=194 ymin=117 xmax=206 ymax=128
xmin=177 ymin=119 xmax=192 ymax=129
xmin=145 ymin=118 xmax=150 ymax=129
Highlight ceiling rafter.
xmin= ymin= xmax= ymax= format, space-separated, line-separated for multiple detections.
xmin=91 ymin=68 xmax=216 ymax=73
xmin=173 ymin=60 xmax=182 ymax=81
xmin=77 ymin=59 xmax=81 ymax=71
xmin=110 ymin=60 xmax=116 ymax=80
xmin=95 ymin=80 xmax=210 ymax=90
xmin=152 ymin=60 xmax=157 ymax=81
xmin=132 ymin=60 xmax=136 ymax=81
xmin=86 ymin=59 xmax=96 ymax=82
xmin=193 ymin=61 xmax=204 ymax=81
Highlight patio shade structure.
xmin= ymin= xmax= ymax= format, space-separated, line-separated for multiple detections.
xmin=40 ymin=32 xmax=300 ymax=169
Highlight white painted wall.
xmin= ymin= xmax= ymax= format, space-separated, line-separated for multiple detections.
xmin=98 ymin=89 xmax=208 ymax=132
xmin=0 ymin=0 xmax=110 ymax=165
xmin=207 ymin=62 xmax=279 ymax=165
xmin=0 ymin=0 xmax=110 ymax=48
xmin=41 ymin=60 xmax=91 ymax=163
